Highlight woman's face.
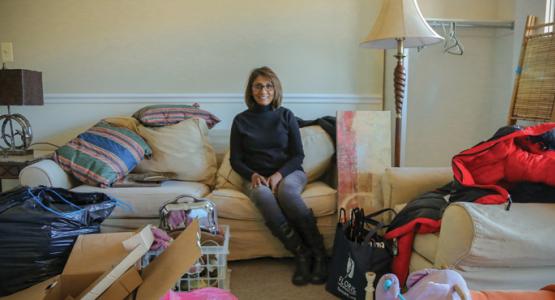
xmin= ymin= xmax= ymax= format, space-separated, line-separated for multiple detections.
xmin=251 ymin=76 xmax=275 ymax=107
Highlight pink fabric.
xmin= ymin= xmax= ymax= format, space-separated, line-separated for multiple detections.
xmin=160 ymin=288 xmax=238 ymax=300
xmin=168 ymin=210 xmax=191 ymax=231
xmin=150 ymin=227 xmax=173 ymax=251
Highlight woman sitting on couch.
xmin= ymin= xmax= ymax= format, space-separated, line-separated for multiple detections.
xmin=229 ymin=66 xmax=327 ymax=286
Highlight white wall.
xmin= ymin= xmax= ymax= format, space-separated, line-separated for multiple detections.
xmin=387 ymin=0 xmax=547 ymax=167
xmin=0 ymin=0 xmax=383 ymax=149
xmin=1 ymin=0 xmax=383 ymax=94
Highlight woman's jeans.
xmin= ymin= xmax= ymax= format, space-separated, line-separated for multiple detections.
xmin=243 ymin=170 xmax=310 ymax=229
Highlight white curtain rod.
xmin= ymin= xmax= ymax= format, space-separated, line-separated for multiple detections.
xmin=426 ymin=18 xmax=515 ymax=30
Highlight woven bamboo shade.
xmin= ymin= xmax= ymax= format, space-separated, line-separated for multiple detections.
xmin=508 ymin=16 xmax=555 ymax=124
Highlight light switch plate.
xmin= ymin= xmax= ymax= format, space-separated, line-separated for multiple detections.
xmin=1 ymin=42 xmax=14 ymax=62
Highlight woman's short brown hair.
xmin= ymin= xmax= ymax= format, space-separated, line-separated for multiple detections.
xmin=244 ymin=66 xmax=283 ymax=110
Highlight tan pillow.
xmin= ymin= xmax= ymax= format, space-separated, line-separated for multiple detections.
xmin=215 ymin=125 xmax=335 ymax=190
xmin=135 ymin=118 xmax=217 ymax=185
xmin=301 ymin=125 xmax=335 ymax=182
xmin=215 ymin=150 xmax=245 ymax=190
xmin=102 ymin=116 xmax=141 ymax=133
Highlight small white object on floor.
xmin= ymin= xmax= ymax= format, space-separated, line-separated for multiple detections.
xmin=365 ymin=272 xmax=376 ymax=300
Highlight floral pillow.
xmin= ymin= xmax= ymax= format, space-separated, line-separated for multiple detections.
xmin=53 ymin=121 xmax=152 ymax=187
xmin=133 ymin=104 xmax=221 ymax=129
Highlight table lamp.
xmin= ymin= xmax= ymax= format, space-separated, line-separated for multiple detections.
xmin=360 ymin=0 xmax=443 ymax=166
xmin=0 ymin=69 xmax=43 ymax=155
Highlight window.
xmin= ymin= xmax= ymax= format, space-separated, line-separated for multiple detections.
xmin=546 ymin=0 xmax=554 ymax=32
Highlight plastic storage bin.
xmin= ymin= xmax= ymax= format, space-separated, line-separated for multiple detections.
xmin=142 ymin=225 xmax=230 ymax=291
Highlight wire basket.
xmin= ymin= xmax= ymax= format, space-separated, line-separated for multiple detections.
xmin=141 ymin=225 xmax=230 ymax=292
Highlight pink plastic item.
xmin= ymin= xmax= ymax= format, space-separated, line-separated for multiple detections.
xmin=160 ymin=288 xmax=238 ymax=300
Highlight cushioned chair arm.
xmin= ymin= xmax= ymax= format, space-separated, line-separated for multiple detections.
xmin=381 ymin=167 xmax=452 ymax=212
xmin=436 ymin=202 xmax=555 ymax=270
xmin=19 ymin=159 xmax=75 ymax=189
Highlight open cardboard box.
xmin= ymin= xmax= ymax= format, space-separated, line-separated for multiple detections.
xmin=1 ymin=220 xmax=201 ymax=300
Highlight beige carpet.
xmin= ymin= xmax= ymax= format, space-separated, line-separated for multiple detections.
xmin=229 ymin=258 xmax=339 ymax=300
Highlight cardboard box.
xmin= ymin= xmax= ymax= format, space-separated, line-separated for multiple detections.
xmin=97 ymin=268 xmax=142 ymax=300
xmin=1 ymin=220 xmax=201 ymax=300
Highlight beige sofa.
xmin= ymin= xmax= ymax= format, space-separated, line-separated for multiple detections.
xmin=19 ymin=122 xmax=337 ymax=261
xmin=382 ymin=167 xmax=555 ymax=290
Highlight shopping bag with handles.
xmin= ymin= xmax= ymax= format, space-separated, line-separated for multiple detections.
xmin=326 ymin=208 xmax=397 ymax=300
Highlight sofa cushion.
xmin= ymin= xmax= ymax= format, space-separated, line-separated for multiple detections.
xmin=133 ymin=104 xmax=221 ymax=129
xmin=215 ymin=125 xmax=335 ymax=190
xmin=413 ymin=233 xmax=439 ymax=263
xmin=134 ymin=118 xmax=218 ymax=185
xmin=53 ymin=121 xmax=152 ymax=187
xmin=72 ymin=180 xmax=210 ymax=218
xmin=207 ymin=181 xmax=337 ymax=220
xmin=409 ymin=252 xmax=434 ymax=273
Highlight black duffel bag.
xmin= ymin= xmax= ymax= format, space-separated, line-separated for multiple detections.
xmin=0 ymin=186 xmax=117 ymax=296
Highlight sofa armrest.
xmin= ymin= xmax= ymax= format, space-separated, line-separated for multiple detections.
xmin=19 ymin=159 xmax=75 ymax=189
xmin=436 ymin=202 xmax=555 ymax=269
xmin=382 ymin=167 xmax=452 ymax=213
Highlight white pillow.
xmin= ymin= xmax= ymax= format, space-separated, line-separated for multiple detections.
xmin=215 ymin=125 xmax=335 ymax=190
xmin=135 ymin=118 xmax=217 ymax=185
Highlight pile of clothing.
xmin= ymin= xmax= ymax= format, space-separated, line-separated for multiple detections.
xmin=385 ymin=123 xmax=555 ymax=285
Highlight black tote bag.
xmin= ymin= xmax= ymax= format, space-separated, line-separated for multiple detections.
xmin=325 ymin=208 xmax=396 ymax=300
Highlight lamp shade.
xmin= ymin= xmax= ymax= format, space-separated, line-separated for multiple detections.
xmin=360 ymin=0 xmax=443 ymax=49
xmin=0 ymin=69 xmax=43 ymax=106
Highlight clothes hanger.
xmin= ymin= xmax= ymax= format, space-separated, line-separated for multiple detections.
xmin=442 ymin=22 xmax=464 ymax=55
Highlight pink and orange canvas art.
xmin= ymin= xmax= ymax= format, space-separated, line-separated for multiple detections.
xmin=337 ymin=111 xmax=391 ymax=213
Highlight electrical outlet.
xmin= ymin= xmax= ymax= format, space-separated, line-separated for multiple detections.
xmin=1 ymin=42 xmax=14 ymax=63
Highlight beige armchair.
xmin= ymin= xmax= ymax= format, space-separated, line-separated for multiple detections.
xmin=381 ymin=167 xmax=555 ymax=291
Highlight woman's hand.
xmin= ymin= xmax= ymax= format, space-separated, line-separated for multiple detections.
xmin=268 ymin=172 xmax=283 ymax=193
xmin=251 ymin=173 xmax=268 ymax=188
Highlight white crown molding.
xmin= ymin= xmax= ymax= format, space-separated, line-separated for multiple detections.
xmin=44 ymin=93 xmax=381 ymax=105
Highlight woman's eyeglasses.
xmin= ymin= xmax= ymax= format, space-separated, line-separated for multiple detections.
xmin=252 ymin=83 xmax=274 ymax=91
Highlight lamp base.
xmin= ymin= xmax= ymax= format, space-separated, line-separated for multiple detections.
xmin=0 ymin=108 xmax=34 ymax=156
xmin=3 ymin=149 xmax=34 ymax=156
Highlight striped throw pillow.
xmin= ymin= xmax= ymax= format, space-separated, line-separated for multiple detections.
xmin=53 ymin=121 xmax=152 ymax=187
xmin=133 ymin=104 xmax=221 ymax=129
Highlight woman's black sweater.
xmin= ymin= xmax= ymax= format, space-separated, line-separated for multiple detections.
xmin=230 ymin=104 xmax=304 ymax=179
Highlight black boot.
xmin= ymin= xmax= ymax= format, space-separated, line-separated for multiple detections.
xmin=266 ymin=221 xmax=312 ymax=286
xmin=295 ymin=210 xmax=328 ymax=284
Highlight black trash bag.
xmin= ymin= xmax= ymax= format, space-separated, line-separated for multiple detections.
xmin=0 ymin=186 xmax=117 ymax=296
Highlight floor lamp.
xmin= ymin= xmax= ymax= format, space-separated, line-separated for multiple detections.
xmin=360 ymin=0 xmax=443 ymax=167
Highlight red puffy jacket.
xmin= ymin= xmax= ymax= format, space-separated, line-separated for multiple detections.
xmin=452 ymin=122 xmax=555 ymax=205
